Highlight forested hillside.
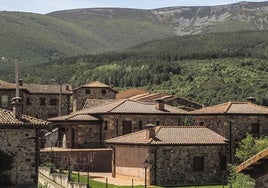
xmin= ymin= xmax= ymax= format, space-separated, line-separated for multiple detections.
xmin=2 ymin=30 xmax=266 ymax=106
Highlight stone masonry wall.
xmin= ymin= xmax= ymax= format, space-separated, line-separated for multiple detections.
xmin=0 ymin=128 xmax=37 ymax=187
xmin=23 ymin=93 xmax=70 ymax=120
xmin=102 ymin=114 xmax=184 ymax=140
xmin=73 ymin=87 xmax=116 ymax=111
xmin=194 ymin=115 xmax=268 ymax=162
xmin=149 ymin=145 xmax=228 ymax=186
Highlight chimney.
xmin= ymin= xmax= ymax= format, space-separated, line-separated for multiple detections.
xmin=12 ymin=97 xmax=22 ymax=120
xmin=246 ymin=97 xmax=256 ymax=104
xmin=145 ymin=124 xmax=156 ymax=140
xmin=19 ymin=79 xmax=23 ymax=86
xmin=155 ymin=99 xmax=165 ymax=111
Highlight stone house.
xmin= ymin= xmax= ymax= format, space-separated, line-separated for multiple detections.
xmin=72 ymin=81 xmax=118 ymax=111
xmin=189 ymin=101 xmax=268 ymax=163
xmin=0 ymin=79 xmax=72 ymax=120
xmin=106 ymin=124 xmax=228 ymax=186
xmin=237 ymin=147 xmax=268 ymax=188
xmin=0 ymin=100 xmax=49 ymax=187
xmin=49 ymin=99 xmax=187 ymax=148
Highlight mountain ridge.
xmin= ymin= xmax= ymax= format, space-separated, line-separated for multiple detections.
xmin=1 ymin=1 xmax=268 ymax=65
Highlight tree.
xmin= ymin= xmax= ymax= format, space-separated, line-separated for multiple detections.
xmin=235 ymin=133 xmax=256 ymax=162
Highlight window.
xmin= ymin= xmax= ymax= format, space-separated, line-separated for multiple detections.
xmin=40 ymin=98 xmax=46 ymax=105
xmin=86 ymin=89 xmax=91 ymax=94
xmin=102 ymin=89 xmax=107 ymax=96
xmin=251 ymin=123 xmax=260 ymax=134
xmin=27 ymin=98 xmax=32 ymax=105
xmin=156 ymin=121 xmax=160 ymax=126
xmin=199 ymin=122 xmax=205 ymax=126
xmin=122 ymin=121 xmax=132 ymax=135
xmin=50 ymin=98 xmax=57 ymax=106
xmin=220 ymin=156 xmax=227 ymax=170
xmin=138 ymin=121 xmax=143 ymax=130
xmin=104 ymin=121 xmax=108 ymax=130
xmin=193 ymin=156 xmax=204 ymax=171
xmin=1 ymin=95 xmax=8 ymax=108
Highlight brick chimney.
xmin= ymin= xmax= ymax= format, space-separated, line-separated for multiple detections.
xmin=246 ymin=97 xmax=256 ymax=104
xmin=155 ymin=99 xmax=165 ymax=111
xmin=12 ymin=97 xmax=22 ymax=120
xmin=145 ymin=124 xmax=156 ymax=140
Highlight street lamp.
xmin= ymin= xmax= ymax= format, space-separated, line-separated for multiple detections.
xmin=144 ymin=159 xmax=149 ymax=188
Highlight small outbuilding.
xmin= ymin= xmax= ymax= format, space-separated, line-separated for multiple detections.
xmin=106 ymin=124 xmax=229 ymax=186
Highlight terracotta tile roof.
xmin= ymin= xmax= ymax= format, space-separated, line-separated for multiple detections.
xmin=83 ymin=99 xmax=118 ymax=109
xmin=0 ymin=80 xmax=26 ymax=90
xmin=49 ymin=113 xmax=99 ymax=121
xmin=106 ymin=126 xmax=227 ymax=145
xmin=24 ymin=84 xmax=72 ymax=94
xmin=0 ymin=108 xmax=49 ymax=127
xmin=237 ymin=147 xmax=268 ymax=173
xmin=190 ymin=102 xmax=268 ymax=115
xmin=116 ymin=88 xmax=148 ymax=99
xmin=79 ymin=99 xmax=187 ymax=114
xmin=74 ymin=81 xmax=118 ymax=93
xmin=0 ymin=80 xmax=72 ymax=94
xmin=49 ymin=99 xmax=186 ymax=122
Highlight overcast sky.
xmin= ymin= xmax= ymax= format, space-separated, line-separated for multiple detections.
xmin=0 ymin=0 xmax=266 ymax=14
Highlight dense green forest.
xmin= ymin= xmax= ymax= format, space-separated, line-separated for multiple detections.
xmin=1 ymin=30 xmax=268 ymax=106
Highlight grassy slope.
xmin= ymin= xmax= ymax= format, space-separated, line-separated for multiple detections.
xmin=0 ymin=9 xmax=175 ymax=66
xmin=0 ymin=11 xmax=110 ymax=64
xmin=47 ymin=8 xmax=175 ymax=50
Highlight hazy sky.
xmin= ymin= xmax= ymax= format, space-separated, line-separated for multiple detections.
xmin=0 ymin=0 xmax=266 ymax=14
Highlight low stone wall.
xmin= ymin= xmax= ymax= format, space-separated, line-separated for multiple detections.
xmin=39 ymin=167 xmax=88 ymax=188
xmin=40 ymin=148 xmax=112 ymax=172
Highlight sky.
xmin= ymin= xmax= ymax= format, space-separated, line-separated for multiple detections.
xmin=0 ymin=0 xmax=266 ymax=14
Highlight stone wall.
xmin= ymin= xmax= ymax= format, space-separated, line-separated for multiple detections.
xmin=0 ymin=89 xmax=71 ymax=120
xmin=0 ymin=90 xmax=24 ymax=110
xmin=23 ymin=93 xmax=71 ymax=120
xmin=73 ymin=87 xmax=117 ymax=111
xmin=111 ymin=144 xmax=228 ymax=186
xmin=149 ymin=145 xmax=228 ymax=186
xmin=0 ymin=128 xmax=38 ymax=187
xmin=194 ymin=115 xmax=268 ymax=162
xmin=62 ymin=114 xmax=184 ymax=148
xmin=40 ymin=148 xmax=112 ymax=172
xmin=102 ymin=114 xmax=184 ymax=140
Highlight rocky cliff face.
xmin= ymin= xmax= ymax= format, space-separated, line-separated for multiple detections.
xmin=152 ymin=1 xmax=268 ymax=35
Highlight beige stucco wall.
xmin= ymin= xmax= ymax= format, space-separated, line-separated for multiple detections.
xmin=0 ymin=128 xmax=38 ymax=186
xmin=113 ymin=145 xmax=150 ymax=181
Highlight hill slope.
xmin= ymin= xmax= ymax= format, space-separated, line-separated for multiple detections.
xmin=1 ymin=1 xmax=268 ymax=65
xmin=3 ymin=30 xmax=266 ymax=106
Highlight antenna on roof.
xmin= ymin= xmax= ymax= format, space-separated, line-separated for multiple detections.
xmin=15 ymin=59 xmax=19 ymax=97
